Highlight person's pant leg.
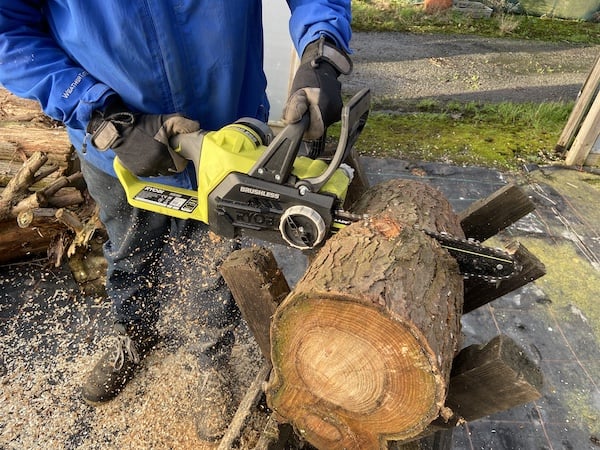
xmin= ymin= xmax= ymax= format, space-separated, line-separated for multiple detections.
xmin=160 ymin=221 xmax=241 ymax=364
xmin=80 ymin=158 xmax=240 ymax=360
xmin=80 ymin=158 xmax=175 ymax=329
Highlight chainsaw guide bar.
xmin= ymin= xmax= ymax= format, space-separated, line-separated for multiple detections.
xmin=332 ymin=210 xmax=520 ymax=282
xmin=422 ymin=229 xmax=520 ymax=282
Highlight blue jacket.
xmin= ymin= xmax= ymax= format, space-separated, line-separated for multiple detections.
xmin=0 ymin=1 xmax=351 ymax=189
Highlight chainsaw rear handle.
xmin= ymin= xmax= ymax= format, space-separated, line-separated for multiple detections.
xmin=170 ymin=117 xmax=274 ymax=176
xmin=169 ymin=130 xmax=205 ymax=174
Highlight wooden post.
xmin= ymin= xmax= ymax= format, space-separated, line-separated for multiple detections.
xmin=425 ymin=334 xmax=543 ymax=431
xmin=458 ymin=183 xmax=535 ymax=242
xmin=565 ymin=90 xmax=600 ymax=166
xmin=220 ymin=247 xmax=291 ymax=359
xmin=556 ymin=55 xmax=600 ymax=155
xmin=219 ymin=247 xmax=293 ymax=449
xmin=463 ymin=241 xmax=546 ymax=313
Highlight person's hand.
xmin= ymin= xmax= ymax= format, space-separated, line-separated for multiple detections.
xmin=87 ymin=97 xmax=200 ymax=177
xmin=283 ymin=36 xmax=352 ymax=141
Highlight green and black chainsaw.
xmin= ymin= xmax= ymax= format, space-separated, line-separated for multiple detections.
xmin=114 ymin=88 xmax=518 ymax=281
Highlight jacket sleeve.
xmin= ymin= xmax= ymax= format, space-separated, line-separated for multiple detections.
xmin=287 ymin=0 xmax=352 ymax=55
xmin=0 ymin=1 xmax=114 ymax=130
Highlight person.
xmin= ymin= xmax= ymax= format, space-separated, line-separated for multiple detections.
xmin=0 ymin=1 xmax=352 ymax=442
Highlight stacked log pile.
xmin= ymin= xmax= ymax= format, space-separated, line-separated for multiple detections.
xmin=0 ymin=89 xmax=104 ymax=290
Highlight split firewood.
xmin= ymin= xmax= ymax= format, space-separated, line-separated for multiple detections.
xmin=0 ymin=89 xmax=71 ymax=186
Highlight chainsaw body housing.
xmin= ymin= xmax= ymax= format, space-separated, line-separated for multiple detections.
xmin=114 ymin=90 xmax=371 ymax=249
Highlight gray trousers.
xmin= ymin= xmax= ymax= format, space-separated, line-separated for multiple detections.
xmin=80 ymin=158 xmax=240 ymax=362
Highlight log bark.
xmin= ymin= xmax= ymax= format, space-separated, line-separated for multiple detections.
xmin=266 ymin=180 xmax=465 ymax=449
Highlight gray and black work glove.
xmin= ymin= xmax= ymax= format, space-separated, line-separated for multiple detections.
xmin=283 ymin=36 xmax=353 ymax=141
xmin=87 ymin=97 xmax=200 ymax=177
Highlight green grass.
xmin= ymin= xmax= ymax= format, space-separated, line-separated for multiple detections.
xmin=351 ymin=1 xmax=600 ymax=43
xmin=342 ymin=1 xmax=598 ymax=168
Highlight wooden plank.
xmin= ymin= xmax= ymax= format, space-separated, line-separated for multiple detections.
xmin=218 ymin=363 xmax=272 ymax=450
xmin=556 ymin=55 xmax=600 ymax=155
xmin=463 ymin=241 xmax=546 ymax=314
xmin=565 ymin=87 xmax=600 ymax=166
xmin=458 ymin=183 xmax=535 ymax=242
xmin=220 ymin=247 xmax=291 ymax=359
xmin=441 ymin=334 xmax=543 ymax=424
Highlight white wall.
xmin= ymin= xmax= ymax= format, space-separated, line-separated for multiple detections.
xmin=263 ymin=0 xmax=297 ymax=124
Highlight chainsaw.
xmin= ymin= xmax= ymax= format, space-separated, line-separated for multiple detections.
xmin=114 ymin=88 xmax=518 ymax=281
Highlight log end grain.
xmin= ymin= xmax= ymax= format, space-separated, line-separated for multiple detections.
xmin=267 ymin=296 xmax=446 ymax=449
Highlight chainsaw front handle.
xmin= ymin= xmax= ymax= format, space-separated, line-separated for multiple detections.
xmin=297 ymin=88 xmax=371 ymax=192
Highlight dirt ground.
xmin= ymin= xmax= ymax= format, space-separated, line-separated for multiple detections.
xmin=1 ymin=31 xmax=599 ymax=450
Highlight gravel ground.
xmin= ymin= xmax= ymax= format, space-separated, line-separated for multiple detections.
xmin=345 ymin=32 xmax=600 ymax=105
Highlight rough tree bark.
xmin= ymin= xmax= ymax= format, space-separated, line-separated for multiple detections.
xmin=265 ymin=180 xmax=465 ymax=450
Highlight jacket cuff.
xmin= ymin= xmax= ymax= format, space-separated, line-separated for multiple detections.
xmin=301 ymin=35 xmax=353 ymax=75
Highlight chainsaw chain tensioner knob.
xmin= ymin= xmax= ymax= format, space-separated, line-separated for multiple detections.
xmin=279 ymin=205 xmax=327 ymax=250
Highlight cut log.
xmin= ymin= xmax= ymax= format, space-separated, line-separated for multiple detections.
xmin=0 ymin=213 xmax=67 ymax=262
xmin=266 ymin=180 xmax=465 ymax=449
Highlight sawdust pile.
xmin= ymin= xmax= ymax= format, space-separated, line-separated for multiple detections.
xmin=0 ymin=256 xmax=267 ymax=449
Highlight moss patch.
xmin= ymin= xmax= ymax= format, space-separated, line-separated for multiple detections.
xmin=330 ymin=102 xmax=571 ymax=169
xmin=520 ymin=237 xmax=600 ymax=339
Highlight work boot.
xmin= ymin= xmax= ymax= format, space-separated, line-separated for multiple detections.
xmin=82 ymin=323 xmax=159 ymax=405
xmin=193 ymin=362 xmax=237 ymax=442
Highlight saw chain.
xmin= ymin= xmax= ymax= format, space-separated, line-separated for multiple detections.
xmin=333 ymin=211 xmax=520 ymax=282
xmin=422 ymin=229 xmax=520 ymax=282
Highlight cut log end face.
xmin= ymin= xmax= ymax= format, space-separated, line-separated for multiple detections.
xmin=267 ymin=298 xmax=445 ymax=449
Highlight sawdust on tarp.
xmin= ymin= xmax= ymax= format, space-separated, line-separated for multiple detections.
xmin=0 ymin=257 xmax=267 ymax=449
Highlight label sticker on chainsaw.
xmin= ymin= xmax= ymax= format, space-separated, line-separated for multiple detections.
xmin=134 ymin=186 xmax=198 ymax=213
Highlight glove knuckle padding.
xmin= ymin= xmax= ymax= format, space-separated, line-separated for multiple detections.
xmin=162 ymin=114 xmax=201 ymax=135
xmin=283 ymin=90 xmax=309 ymax=124
xmin=89 ymin=106 xmax=200 ymax=177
